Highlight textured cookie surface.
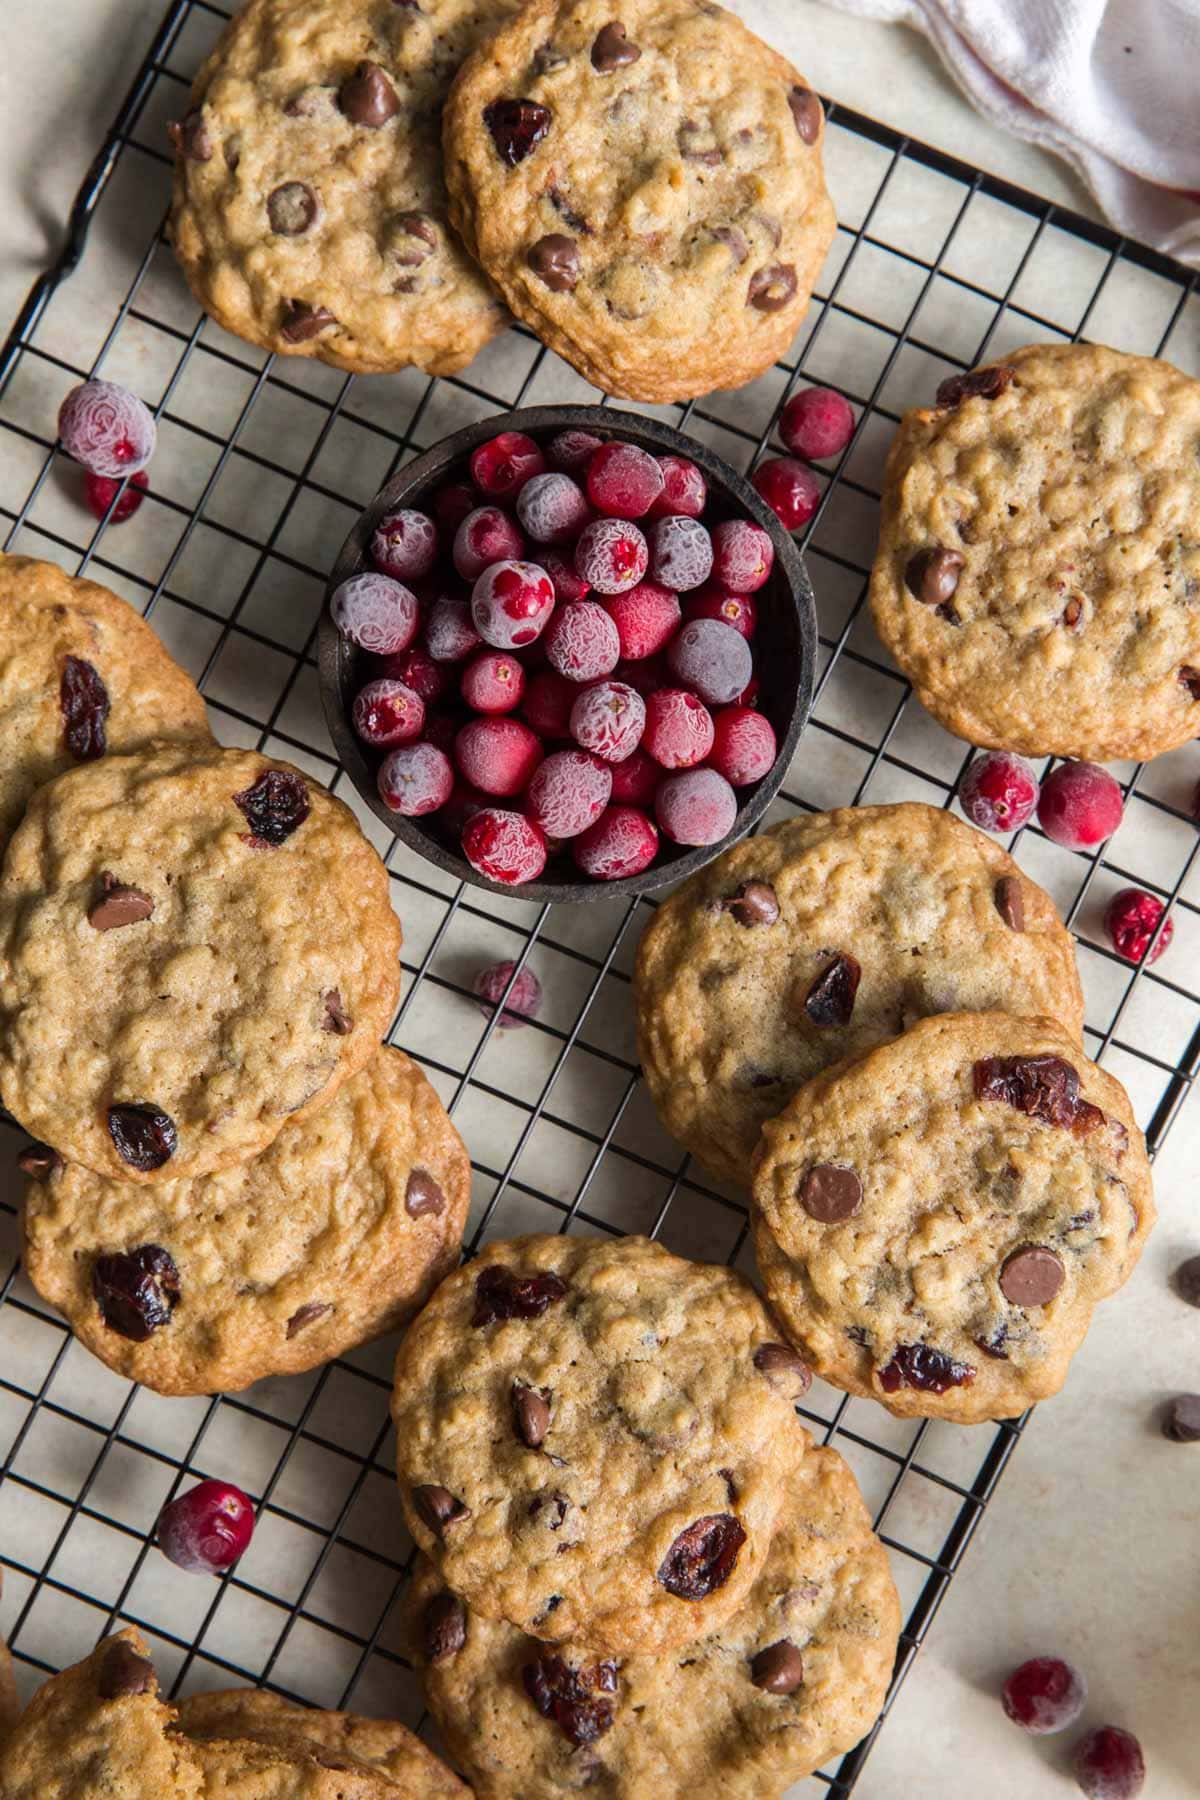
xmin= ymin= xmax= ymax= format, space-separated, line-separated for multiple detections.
xmin=752 ymin=1011 xmax=1154 ymax=1423
xmin=0 ymin=741 xmax=401 ymax=1182
xmin=22 ymin=1046 xmax=467 ymax=1394
xmin=411 ymin=1442 xmax=898 ymax=1798
xmin=0 ymin=553 xmax=210 ymax=861
xmin=443 ymin=0 xmax=835 ymax=401
xmin=392 ymin=1233 xmax=811 ymax=1653
xmin=869 ymin=342 xmax=1200 ymax=760
xmin=635 ymin=804 xmax=1083 ymax=1188
xmin=170 ymin=0 xmax=517 ymax=374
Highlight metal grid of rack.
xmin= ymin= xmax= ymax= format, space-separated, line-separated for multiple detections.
xmin=1 ymin=2 xmax=1198 ymax=1791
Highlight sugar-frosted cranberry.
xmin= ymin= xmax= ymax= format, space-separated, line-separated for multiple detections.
xmin=649 ymin=515 xmax=713 ymax=592
xmin=686 ymin=584 xmax=756 ymax=639
xmin=1073 ymin=1726 xmax=1145 ymax=1799
xmin=462 ymin=808 xmax=548 ymax=883
xmin=441 ymin=773 xmax=488 ymax=831
xmin=371 ymin=508 xmax=438 ymax=581
xmin=574 ymin=805 xmax=659 ymax=879
xmin=647 ymin=454 xmax=706 ymax=520
xmin=779 ymin=386 xmax=855 ymax=461
xmin=456 ymin=715 xmax=543 ymax=796
xmin=575 ymin=518 xmax=648 ymax=594
xmin=453 ymin=505 xmax=525 ymax=580
xmin=1104 ymin=888 xmax=1173 ymax=964
xmin=523 ymin=668 xmax=576 ymax=737
xmin=545 ymin=601 xmax=621 ymax=682
xmin=85 ymin=468 xmax=148 ymax=524
xmin=753 ymin=456 xmax=820 ymax=530
xmin=608 ymin=747 xmax=659 ymax=805
xmin=352 ymin=677 xmax=425 ymax=746
xmin=379 ymin=645 xmax=445 ymax=704
xmin=462 ymin=650 xmax=527 ymax=714
xmin=527 ymin=750 xmax=613 ymax=837
xmin=737 ymin=674 xmax=760 ymax=708
xmin=601 ymin=581 xmax=680 ymax=660
xmin=569 ymin=680 xmax=646 ymax=762
xmin=643 ymin=689 xmax=714 ymax=769
xmin=666 ymin=617 xmax=753 ymax=705
xmin=58 ymin=379 xmax=156 ymax=477
xmin=473 ymin=960 xmax=543 ymax=1029
xmin=586 ymin=441 xmax=665 ymax=519
xmin=472 ymin=560 xmax=556 ymax=649
xmin=1001 ymin=1657 xmax=1087 ymax=1735
xmin=541 ymin=548 xmax=591 ymax=603
xmin=470 ymin=431 xmax=545 ymax=499
xmin=1037 ymin=761 xmax=1124 ymax=850
xmin=426 ymin=710 xmax=465 ymax=756
xmin=709 ymin=706 xmax=777 ymax=785
xmin=332 ymin=572 xmax=420 ymax=655
xmin=616 ymin=655 xmax=666 ymax=698
xmin=711 ymin=518 xmax=774 ymax=593
xmin=548 ymin=428 xmax=605 ymax=472
xmin=516 ymin=471 xmax=591 ymax=544
xmin=656 ymin=767 xmax=738 ymax=845
xmin=425 ymin=596 xmax=482 ymax=663
xmin=960 ymin=751 xmax=1040 ymax=832
xmin=432 ymin=480 xmax=478 ymax=533
xmin=157 ymin=1479 xmax=254 ymax=1574
xmin=378 ymin=741 xmax=454 ymax=816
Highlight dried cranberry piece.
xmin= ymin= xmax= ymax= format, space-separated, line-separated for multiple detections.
xmin=471 ymin=1264 xmax=568 ymax=1326
xmin=877 ymin=1344 xmax=976 ymax=1394
xmin=484 ymin=98 xmax=551 ymax=166
xmin=521 ymin=1654 xmax=617 ymax=1746
xmin=935 ymin=364 xmax=1015 ymax=408
xmin=973 ymin=1054 xmax=1105 ymax=1137
xmin=233 ymin=769 xmax=311 ymax=845
xmin=93 ymin=1244 xmax=181 ymax=1340
xmin=803 ymin=952 xmax=861 ymax=1027
xmin=107 ymin=1103 xmax=177 ymax=1171
xmin=60 ymin=656 xmax=110 ymax=761
xmin=657 ymin=1513 xmax=746 ymax=1600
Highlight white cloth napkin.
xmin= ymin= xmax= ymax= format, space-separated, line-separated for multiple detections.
xmin=821 ymin=0 xmax=1200 ymax=266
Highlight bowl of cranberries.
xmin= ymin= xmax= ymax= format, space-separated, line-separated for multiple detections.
xmin=319 ymin=406 xmax=815 ymax=899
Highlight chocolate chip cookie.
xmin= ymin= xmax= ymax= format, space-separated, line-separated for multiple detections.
xmin=752 ymin=1011 xmax=1154 ymax=1424
xmin=392 ymin=1233 xmax=812 ymax=1653
xmin=635 ymin=803 xmax=1084 ymax=1189
xmin=169 ymin=0 xmax=518 ymax=375
xmin=409 ymin=1441 xmax=898 ymax=1798
xmin=442 ymin=0 xmax=836 ymax=401
xmin=0 ymin=554 xmax=210 ymax=862
xmin=21 ymin=1046 xmax=467 ymax=1394
xmin=869 ymin=342 xmax=1200 ymax=761
xmin=0 ymin=740 xmax=401 ymax=1184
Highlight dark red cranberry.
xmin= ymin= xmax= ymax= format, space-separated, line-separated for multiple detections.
xmin=472 ymin=1265 xmax=568 ymax=1325
xmin=803 ymin=953 xmax=861 ymax=1027
xmin=877 ymin=1344 xmax=976 ymax=1394
xmin=85 ymin=468 xmax=149 ymax=524
xmin=522 ymin=1654 xmax=617 ymax=1746
xmin=233 ymin=768 xmax=311 ymax=845
xmin=107 ymin=1103 xmax=178 ymax=1171
xmin=656 ymin=1514 xmax=746 ymax=1599
xmin=1001 ymin=1656 xmax=1087 ymax=1734
xmin=60 ymin=656 xmax=109 ymax=760
xmin=484 ymin=98 xmax=552 ymax=166
xmin=93 ymin=1244 xmax=181 ymax=1340
xmin=973 ymin=1055 xmax=1105 ymax=1137
xmin=157 ymin=1478 xmax=255 ymax=1572
xmin=1073 ymin=1725 xmax=1145 ymax=1799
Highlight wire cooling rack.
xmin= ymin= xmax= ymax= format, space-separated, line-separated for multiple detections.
xmin=2 ymin=3 xmax=1199 ymax=1793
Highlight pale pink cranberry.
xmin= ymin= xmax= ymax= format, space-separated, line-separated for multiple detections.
xmin=573 ymin=805 xmax=659 ymax=879
xmin=371 ymin=507 xmax=438 ymax=581
xmin=432 ymin=480 xmax=478 ymax=533
xmin=1001 ymin=1657 xmax=1087 ymax=1736
xmin=586 ymin=441 xmax=665 ymax=518
xmin=959 ymin=751 xmax=1039 ymax=832
xmin=779 ymin=386 xmax=855 ymax=461
xmin=527 ymin=749 xmax=613 ymax=837
xmin=462 ymin=808 xmax=548 ymax=883
xmin=517 ymin=471 xmax=591 ymax=543
xmin=1037 ymin=761 xmax=1124 ymax=850
xmin=548 ymin=427 xmax=605 ymax=472
xmin=541 ymin=548 xmax=591 ymax=603
xmin=157 ymin=1479 xmax=254 ymax=1573
xmin=352 ymin=678 xmax=425 ymax=746
xmin=1104 ymin=888 xmax=1173 ymax=964
xmin=332 ymin=572 xmax=420 ymax=655
xmin=686 ymin=584 xmax=756 ymax=639
xmin=753 ymin=456 xmax=821 ymax=530
xmin=85 ymin=468 xmax=148 ymax=524
xmin=378 ymin=645 xmax=445 ymax=705
xmin=710 ymin=518 xmax=774 ymax=593
xmin=473 ymin=960 xmax=543 ymax=1028
xmin=456 ymin=716 xmax=543 ymax=796
xmin=570 ymin=680 xmax=646 ymax=762
xmin=1073 ymin=1726 xmax=1145 ymax=1799
xmin=656 ymin=767 xmax=737 ymax=845
xmin=647 ymin=454 xmax=706 ymax=519
xmin=425 ymin=596 xmax=482 ymax=663
xmin=601 ymin=581 xmax=681 ymax=660
xmin=709 ymin=706 xmax=777 ymax=785
xmin=666 ymin=617 xmax=752 ymax=705
xmin=649 ymin=515 xmax=713 ymax=591
xmin=453 ymin=505 xmax=524 ymax=580
xmin=471 ymin=559 xmax=556 ymax=649
xmin=545 ymin=601 xmax=621 ymax=682
xmin=608 ymin=747 xmax=659 ymax=806
xmin=523 ymin=669 xmax=576 ymax=737
xmin=59 ymin=378 xmax=156 ymax=476
xmin=462 ymin=650 xmax=526 ymax=714
xmin=575 ymin=518 xmax=648 ymax=594
xmin=642 ymin=689 xmax=714 ymax=769
xmin=378 ymin=741 xmax=454 ymax=816
xmin=470 ymin=430 xmax=544 ymax=499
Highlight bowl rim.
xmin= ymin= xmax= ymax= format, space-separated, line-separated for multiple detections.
xmin=319 ymin=403 xmax=817 ymax=903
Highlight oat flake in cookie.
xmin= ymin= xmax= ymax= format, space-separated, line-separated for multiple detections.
xmin=752 ymin=1012 xmax=1155 ymax=1425
xmin=0 ymin=741 xmax=401 ymax=1184
xmin=392 ymin=1233 xmax=811 ymax=1653
xmin=169 ymin=0 xmax=519 ymax=375
xmin=869 ymin=342 xmax=1200 ymax=761
xmin=442 ymin=0 xmax=836 ymax=401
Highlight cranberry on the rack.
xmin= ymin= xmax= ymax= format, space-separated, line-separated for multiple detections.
xmin=425 ymin=596 xmax=482 ymax=664
xmin=710 ymin=518 xmax=774 ymax=593
xmin=523 ymin=669 xmax=576 ymax=737
xmin=378 ymin=742 xmax=454 ymax=816
xmin=709 ymin=706 xmax=777 ymax=785
xmin=332 ymin=571 xmax=419 ymax=654
xmin=648 ymin=515 xmax=713 ymax=592
xmin=586 ymin=441 xmax=665 ymax=519
xmin=1001 ymin=1656 xmax=1087 ymax=1735
xmin=544 ymin=601 xmax=621 ymax=682
xmin=647 ymin=453 xmax=706 ymax=519
xmin=1037 ymin=761 xmax=1124 ymax=850
xmin=462 ymin=651 xmax=526 ymax=715
xmin=352 ymin=678 xmax=425 ymax=747
xmin=470 ymin=430 xmax=545 ymax=499
xmin=601 ymin=581 xmax=681 ymax=660
xmin=371 ymin=507 xmax=438 ymax=581
xmin=655 ymin=767 xmax=737 ymax=845
xmin=779 ymin=386 xmax=855 ymax=462
xmin=456 ymin=716 xmax=543 ymax=797
xmin=686 ymin=584 xmax=756 ymax=639
xmin=666 ymin=617 xmax=753 ymax=706
xmin=959 ymin=751 xmax=1040 ymax=833
xmin=516 ymin=471 xmax=591 ymax=544
xmin=574 ymin=517 xmax=649 ymax=594
xmin=569 ymin=679 xmax=646 ymax=762
xmin=642 ymin=689 xmax=715 ymax=769
xmin=471 ymin=560 xmax=556 ymax=649
xmin=473 ymin=961 xmax=543 ymax=1029
xmin=753 ymin=456 xmax=820 ymax=530
xmin=58 ymin=379 xmax=157 ymax=477
xmin=574 ymin=805 xmax=659 ymax=879
xmin=1104 ymin=888 xmax=1173 ymax=964
xmin=462 ymin=808 xmax=548 ymax=884
xmin=526 ymin=750 xmax=613 ymax=838
xmin=84 ymin=468 xmax=148 ymax=524
xmin=453 ymin=505 xmax=525 ymax=580
xmin=157 ymin=1479 xmax=255 ymax=1574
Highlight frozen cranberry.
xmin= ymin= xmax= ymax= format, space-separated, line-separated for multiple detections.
xmin=643 ymin=689 xmax=714 ymax=769
xmin=58 ymin=378 xmax=156 ymax=477
xmin=379 ymin=645 xmax=445 ymax=705
xmin=1037 ymin=761 xmax=1124 ymax=850
xmin=686 ymin=584 xmax=756 ymax=639
xmin=647 ymin=454 xmax=706 ymax=520
xmin=649 ymin=515 xmax=713 ymax=591
xmin=1104 ymin=888 xmax=1173 ymax=964
xmin=586 ymin=441 xmax=665 ymax=518
xmin=617 ymin=655 xmax=667 ymax=698
xmin=453 ymin=505 xmax=525 ymax=580
xmin=1001 ymin=1657 xmax=1087 ymax=1735
xmin=541 ymin=548 xmax=591 ymax=603
xmin=516 ymin=471 xmax=590 ymax=543
xmin=456 ymin=715 xmax=543 ymax=796
xmin=352 ymin=677 xmax=425 ymax=746
xmin=473 ymin=960 xmax=543 ymax=1029
xmin=960 ymin=751 xmax=1040 ymax=833
xmin=666 ymin=617 xmax=753 ymax=706
xmin=371 ymin=507 xmax=438 ymax=581
xmin=527 ymin=750 xmax=612 ymax=837
xmin=608 ymin=747 xmax=659 ymax=805
xmin=709 ymin=706 xmax=777 ymax=786
xmin=471 ymin=560 xmax=556 ymax=650
xmin=378 ymin=741 xmax=454 ymax=816
xmin=425 ymin=596 xmax=482 ymax=664
xmin=470 ymin=431 xmax=545 ymax=499
xmin=736 ymin=674 xmax=760 ymax=708
xmin=157 ymin=1479 xmax=254 ymax=1574
xmin=656 ymin=767 xmax=737 ymax=845
xmin=549 ymin=427 xmax=606 ymax=471
xmin=432 ymin=480 xmax=478 ymax=533
xmin=569 ymin=680 xmax=646 ymax=762
xmin=710 ymin=518 xmax=774 ymax=593
xmin=1073 ymin=1726 xmax=1145 ymax=1799
xmin=523 ymin=668 xmax=576 ymax=737
xmin=753 ymin=457 xmax=821 ymax=530
xmin=462 ymin=808 xmax=548 ymax=884
xmin=441 ymin=773 xmax=488 ymax=831
xmin=575 ymin=518 xmax=648 ymax=594
xmin=601 ymin=581 xmax=680 ymax=660
xmin=84 ymin=468 xmax=148 ymax=524
xmin=545 ymin=601 xmax=621 ymax=682
xmin=574 ymin=805 xmax=659 ymax=879
xmin=779 ymin=386 xmax=855 ymax=461
xmin=462 ymin=650 xmax=526 ymax=714
xmin=332 ymin=572 xmax=419 ymax=655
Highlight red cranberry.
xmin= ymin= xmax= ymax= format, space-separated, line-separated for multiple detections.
xmin=736 ymin=674 xmax=760 ymax=708
xmin=84 ymin=468 xmax=148 ymax=524
xmin=456 ymin=716 xmax=543 ymax=796
xmin=1073 ymin=1726 xmax=1145 ymax=1799
xmin=574 ymin=805 xmax=659 ymax=879
xmin=545 ymin=601 xmax=621 ymax=682
xmin=471 ymin=560 xmax=556 ymax=649
xmin=59 ymin=378 xmax=156 ymax=476
xmin=453 ymin=505 xmax=525 ymax=580
xmin=157 ymin=1479 xmax=254 ymax=1573
xmin=779 ymin=386 xmax=855 ymax=461
xmin=960 ymin=751 xmax=1040 ymax=832
xmin=608 ymin=746 xmax=659 ymax=805
xmin=473 ymin=960 xmax=543 ymax=1029
xmin=710 ymin=518 xmax=774 ymax=593
xmin=432 ymin=480 xmax=478 ymax=533
xmin=470 ymin=430 xmax=545 ymax=499
xmin=332 ymin=572 xmax=419 ymax=654
xmin=527 ymin=749 xmax=612 ymax=837
xmin=575 ymin=518 xmax=649 ymax=594
xmin=516 ymin=471 xmax=591 ymax=544
xmin=1001 ymin=1656 xmax=1087 ymax=1735
xmin=686 ymin=584 xmax=756 ymax=639
xmin=642 ymin=689 xmax=714 ymax=769
xmin=462 ymin=808 xmax=548 ymax=884
xmin=647 ymin=454 xmax=706 ymax=520
xmin=753 ymin=456 xmax=820 ymax=530
xmin=586 ymin=441 xmax=665 ymax=519
xmin=569 ymin=680 xmax=646 ymax=762
xmin=523 ymin=668 xmax=576 ymax=737
xmin=601 ymin=581 xmax=680 ymax=660
xmin=541 ymin=548 xmax=591 ymax=603
xmin=656 ymin=767 xmax=737 ymax=845
xmin=649 ymin=515 xmax=713 ymax=592
xmin=379 ymin=645 xmax=445 ymax=705
xmin=616 ymin=655 xmax=667 ymax=698
xmin=441 ymin=773 xmax=488 ymax=832
xmin=1104 ymin=888 xmax=1173 ymax=964
xmin=378 ymin=742 xmax=454 ymax=815
xmin=709 ymin=706 xmax=777 ymax=785
xmin=1037 ymin=761 xmax=1124 ymax=850
xmin=666 ymin=617 xmax=752 ymax=705
xmin=462 ymin=650 xmax=527 ymax=714
xmin=352 ymin=677 xmax=424 ymax=746
xmin=371 ymin=507 xmax=438 ymax=581
xmin=425 ymin=596 xmax=482 ymax=664
xmin=548 ymin=427 xmax=605 ymax=472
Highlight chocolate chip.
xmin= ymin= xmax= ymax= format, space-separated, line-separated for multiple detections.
xmin=1162 ymin=1394 xmax=1200 ymax=1442
xmin=286 ymin=1300 xmax=332 ymax=1339
xmin=233 ymin=768 xmax=311 ymax=844
xmin=513 ymin=1380 xmax=551 ymax=1448
xmin=339 ymin=61 xmax=400 ymax=128
xmin=905 ymin=547 xmax=965 ymax=609
xmin=167 ymin=111 xmax=212 ymax=162
xmin=412 ymin=1484 xmax=470 ymax=1536
xmin=267 ymin=181 xmax=319 ymax=236
xmin=1179 ymin=666 xmax=1200 ymax=701
xmin=722 ymin=881 xmax=779 ymax=927
xmin=88 ymin=874 xmax=154 ymax=932
xmin=877 ymin=1344 xmax=975 ymax=1394
xmin=994 ymin=876 xmax=1025 ymax=932
xmin=999 ymin=1246 xmax=1064 ymax=1307
xmin=591 ymin=22 xmax=641 ymax=70
xmin=472 ymin=1265 xmax=567 ymax=1325
xmin=423 ymin=1592 xmax=466 ymax=1664
xmin=527 ymin=233 xmax=580 ymax=291
xmin=394 ymin=211 xmax=438 ymax=265
xmin=748 ymin=264 xmax=798 ymax=312
xmin=975 ymin=1323 xmax=1010 ymax=1360
xmin=750 ymin=1639 xmax=804 ymax=1694
xmin=280 ymin=300 xmax=337 ymax=343
xmin=803 ymin=952 xmax=861 ymax=1028
xmin=93 ymin=1245 xmax=181 ymax=1341
xmin=753 ymin=1341 xmax=812 ymax=1397
xmin=107 ymin=1104 xmax=177 ymax=1171
xmin=935 ymin=364 xmax=1015 ymax=408
xmin=799 ymin=1163 xmax=862 ymax=1223
xmin=658 ymin=1514 xmax=746 ymax=1599
xmin=719 ymin=1466 xmax=738 ymax=1503
xmin=710 ymin=224 xmax=749 ymax=265
xmin=321 ymin=989 xmax=352 ymax=1035
xmin=17 ymin=1141 xmax=61 ymax=1179
xmin=60 ymin=656 xmax=109 ymax=761
xmin=547 ymin=183 xmax=589 ymax=232
xmin=678 ymin=120 xmax=721 ymax=164
xmin=787 ymin=86 xmax=822 ymax=145
xmin=1173 ymin=1254 xmax=1200 ymax=1308
xmin=532 ymin=41 xmax=568 ymax=75
xmin=484 ymin=98 xmax=552 ymax=166
xmin=97 ymin=1639 xmax=157 ymax=1699
xmin=404 ymin=1168 xmax=445 ymax=1219
xmin=529 ymin=1490 xmax=569 ymax=1529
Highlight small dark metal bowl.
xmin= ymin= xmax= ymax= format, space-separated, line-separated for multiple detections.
xmin=319 ymin=405 xmax=816 ymax=903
